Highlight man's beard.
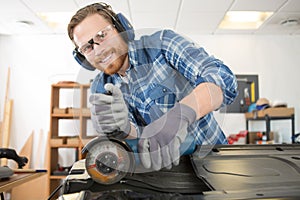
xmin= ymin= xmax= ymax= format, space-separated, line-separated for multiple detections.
xmin=103 ymin=52 xmax=128 ymax=75
xmin=91 ymin=46 xmax=128 ymax=75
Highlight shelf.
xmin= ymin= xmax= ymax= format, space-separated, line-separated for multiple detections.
xmin=51 ymin=113 xmax=80 ymax=118
xmin=52 ymin=82 xmax=90 ymax=88
xmin=50 ymin=144 xmax=81 ymax=148
xmin=245 ymin=107 xmax=294 ymax=119
xmin=48 ymin=82 xmax=90 ymax=198
xmin=245 ymin=107 xmax=295 ymax=143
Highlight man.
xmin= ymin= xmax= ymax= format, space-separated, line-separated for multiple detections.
xmin=68 ymin=2 xmax=237 ymax=171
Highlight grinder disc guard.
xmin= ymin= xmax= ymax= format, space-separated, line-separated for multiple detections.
xmin=85 ymin=138 xmax=134 ymax=185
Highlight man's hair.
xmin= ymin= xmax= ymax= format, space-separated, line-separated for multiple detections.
xmin=67 ymin=2 xmax=116 ymax=45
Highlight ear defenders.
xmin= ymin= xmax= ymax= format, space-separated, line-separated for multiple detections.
xmin=72 ymin=5 xmax=135 ymax=71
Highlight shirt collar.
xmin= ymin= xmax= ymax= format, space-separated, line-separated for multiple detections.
xmin=127 ymin=41 xmax=138 ymax=71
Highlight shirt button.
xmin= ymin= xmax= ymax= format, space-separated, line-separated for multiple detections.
xmin=162 ymin=88 xmax=166 ymax=92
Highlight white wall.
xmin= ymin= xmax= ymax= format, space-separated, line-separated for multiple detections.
xmin=0 ymin=33 xmax=300 ymax=167
xmin=187 ymin=34 xmax=300 ymax=143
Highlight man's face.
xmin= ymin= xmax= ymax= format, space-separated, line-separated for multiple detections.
xmin=73 ymin=14 xmax=128 ymax=75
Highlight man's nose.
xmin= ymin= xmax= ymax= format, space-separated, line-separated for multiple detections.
xmin=93 ymin=43 xmax=105 ymax=56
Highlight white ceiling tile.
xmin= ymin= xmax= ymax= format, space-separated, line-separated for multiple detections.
xmin=0 ymin=0 xmax=300 ymax=35
xmin=279 ymin=0 xmax=300 ymax=12
xmin=231 ymin=0 xmax=288 ymax=11
xmin=130 ymin=0 xmax=181 ymax=12
xmin=0 ymin=0 xmax=51 ymax=35
xmin=177 ymin=12 xmax=225 ymax=32
xmin=132 ymin=12 xmax=177 ymax=30
xmin=266 ymin=12 xmax=300 ymax=25
xmin=258 ymin=12 xmax=300 ymax=34
xmin=0 ymin=0 xmax=30 ymax=12
xmin=180 ymin=0 xmax=233 ymax=12
xmin=22 ymin=0 xmax=78 ymax=12
xmin=75 ymin=0 xmax=131 ymax=19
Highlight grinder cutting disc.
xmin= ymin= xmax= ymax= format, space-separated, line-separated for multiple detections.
xmin=85 ymin=138 xmax=134 ymax=185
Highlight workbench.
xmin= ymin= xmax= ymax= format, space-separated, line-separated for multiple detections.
xmin=57 ymin=144 xmax=300 ymax=200
xmin=0 ymin=172 xmax=46 ymax=199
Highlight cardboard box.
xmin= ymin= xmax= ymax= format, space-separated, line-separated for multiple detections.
xmin=245 ymin=107 xmax=294 ymax=119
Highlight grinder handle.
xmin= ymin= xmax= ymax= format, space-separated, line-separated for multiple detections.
xmin=125 ymin=133 xmax=196 ymax=164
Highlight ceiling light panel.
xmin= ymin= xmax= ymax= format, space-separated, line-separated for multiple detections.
xmin=219 ymin=11 xmax=273 ymax=29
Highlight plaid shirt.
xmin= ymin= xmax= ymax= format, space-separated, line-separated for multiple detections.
xmin=91 ymin=29 xmax=237 ymax=145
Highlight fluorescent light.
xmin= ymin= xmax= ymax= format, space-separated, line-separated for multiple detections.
xmin=37 ymin=12 xmax=73 ymax=32
xmin=219 ymin=11 xmax=273 ymax=30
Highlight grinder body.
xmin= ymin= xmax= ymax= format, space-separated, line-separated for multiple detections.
xmin=86 ymin=74 xmax=196 ymax=184
xmin=83 ymin=133 xmax=196 ymax=185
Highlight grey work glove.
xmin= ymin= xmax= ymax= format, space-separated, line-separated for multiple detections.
xmin=138 ymin=102 xmax=196 ymax=171
xmin=89 ymin=83 xmax=130 ymax=137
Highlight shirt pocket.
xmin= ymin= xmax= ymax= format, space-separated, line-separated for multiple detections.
xmin=146 ymin=84 xmax=176 ymax=121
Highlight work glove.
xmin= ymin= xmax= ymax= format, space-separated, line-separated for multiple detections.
xmin=89 ymin=83 xmax=130 ymax=138
xmin=138 ymin=102 xmax=196 ymax=171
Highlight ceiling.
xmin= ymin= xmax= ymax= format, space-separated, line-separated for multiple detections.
xmin=0 ymin=0 xmax=299 ymax=36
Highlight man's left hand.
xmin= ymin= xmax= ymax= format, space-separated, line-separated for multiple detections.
xmin=138 ymin=103 xmax=196 ymax=171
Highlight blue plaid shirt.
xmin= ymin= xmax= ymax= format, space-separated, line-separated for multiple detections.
xmin=91 ymin=29 xmax=237 ymax=145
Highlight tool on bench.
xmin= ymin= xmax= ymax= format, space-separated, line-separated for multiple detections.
xmin=82 ymin=133 xmax=196 ymax=185
xmin=82 ymin=74 xmax=197 ymax=185
xmin=0 ymin=148 xmax=28 ymax=180
xmin=0 ymin=148 xmax=28 ymax=169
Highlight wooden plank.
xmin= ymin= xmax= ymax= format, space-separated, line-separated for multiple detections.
xmin=18 ymin=131 xmax=34 ymax=169
xmin=34 ymin=129 xmax=43 ymax=169
xmin=45 ymin=131 xmax=51 ymax=196
xmin=0 ymin=67 xmax=11 ymax=150
xmin=2 ymin=100 xmax=13 ymax=148
xmin=1 ymin=100 xmax=13 ymax=166
xmin=4 ymin=68 xmax=10 ymax=103
xmin=0 ymin=121 xmax=2 ymax=146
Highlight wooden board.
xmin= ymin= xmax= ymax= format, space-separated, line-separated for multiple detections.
xmin=1 ymin=100 xmax=13 ymax=166
xmin=2 ymin=100 xmax=13 ymax=148
xmin=18 ymin=131 xmax=33 ymax=169
xmin=0 ymin=121 xmax=2 ymax=146
xmin=0 ymin=67 xmax=11 ymax=148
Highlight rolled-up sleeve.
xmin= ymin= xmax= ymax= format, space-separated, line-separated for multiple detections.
xmin=161 ymin=30 xmax=238 ymax=107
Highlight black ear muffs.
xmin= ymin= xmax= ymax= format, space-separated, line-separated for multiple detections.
xmin=73 ymin=7 xmax=135 ymax=71
xmin=73 ymin=48 xmax=95 ymax=71
xmin=116 ymin=13 xmax=135 ymax=41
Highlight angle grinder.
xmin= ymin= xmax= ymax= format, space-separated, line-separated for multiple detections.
xmin=82 ymin=133 xmax=196 ymax=185
xmin=84 ymin=74 xmax=196 ymax=185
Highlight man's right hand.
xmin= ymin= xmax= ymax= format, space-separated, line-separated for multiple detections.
xmin=89 ymin=83 xmax=130 ymax=136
